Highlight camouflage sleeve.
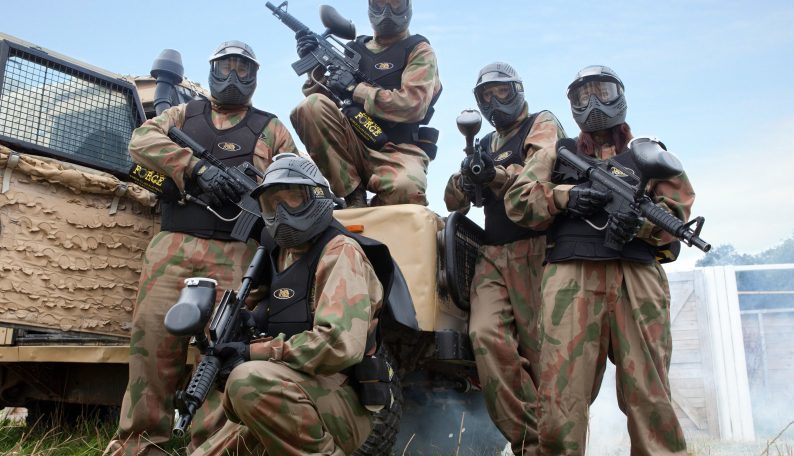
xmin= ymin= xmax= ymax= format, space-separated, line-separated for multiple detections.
xmin=636 ymin=171 xmax=696 ymax=245
xmin=443 ymin=172 xmax=471 ymax=214
xmin=352 ymin=42 xmax=441 ymax=123
xmin=252 ymin=117 xmax=300 ymax=173
xmin=249 ymin=235 xmax=384 ymax=376
xmin=492 ymin=111 xmax=567 ymax=197
xmin=128 ymin=104 xmax=195 ymax=191
xmin=505 ymin=150 xmax=575 ymax=230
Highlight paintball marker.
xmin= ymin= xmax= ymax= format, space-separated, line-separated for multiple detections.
xmin=265 ymin=1 xmax=389 ymax=150
xmin=127 ymin=49 xmax=264 ymax=242
xmin=555 ymin=137 xmax=711 ymax=252
xmin=456 ymin=109 xmax=485 ymax=207
xmin=163 ymin=246 xmax=269 ymax=437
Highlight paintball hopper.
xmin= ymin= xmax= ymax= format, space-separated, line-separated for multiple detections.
xmin=456 ymin=109 xmax=482 ymax=138
xmin=629 ymin=137 xmax=682 ymax=180
xmin=320 ymin=5 xmax=356 ymax=40
xmin=628 ymin=136 xmax=682 ymax=199
xmin=164 ymin=277 xmax=217 ymax=337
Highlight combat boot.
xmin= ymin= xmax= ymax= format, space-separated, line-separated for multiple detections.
xmin=344 ymin=185 xmax=367 ymax=208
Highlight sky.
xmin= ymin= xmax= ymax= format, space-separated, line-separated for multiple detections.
xmin=3 ymin=0 xmax=794 ymax=269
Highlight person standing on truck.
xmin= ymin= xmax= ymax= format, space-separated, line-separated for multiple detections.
xmin=443 ymin=62 xmax=566 ymax=455
xmin=105 ymin=40 xmax=299 ymax=456
xmin=505 ymin=65 xmax=694 ymax=455
xmin=290 ymin=0 xmax=442 ymax=207
xmin=190 ymin=153 xmax=384 ymax=455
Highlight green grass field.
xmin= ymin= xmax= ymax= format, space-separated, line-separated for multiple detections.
xmin=1 ymin=408 xmax=792 ymax=456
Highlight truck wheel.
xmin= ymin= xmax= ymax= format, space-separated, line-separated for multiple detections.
xmin=353 ymin=349 xmax=403 ymax=456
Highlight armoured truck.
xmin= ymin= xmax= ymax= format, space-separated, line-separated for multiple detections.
xmin=0 ymin=32 xmax=483 ymax=450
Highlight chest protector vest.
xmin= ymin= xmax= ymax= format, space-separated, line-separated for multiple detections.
xmin=547 ymin=140 xmax=656 ymax=263
xmin=254 ymin=220 xmax=417 ymax=340
xmin=346 ymin=35 xmax=440 ymax=146
xmin=480 ymin=114 xmax=545 ymax=245
xmin=160 ymin=100 xmax=273 ymax=240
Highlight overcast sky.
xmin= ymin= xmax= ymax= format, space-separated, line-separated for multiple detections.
xmin=4 ymin=0 xmax=793 ymax=269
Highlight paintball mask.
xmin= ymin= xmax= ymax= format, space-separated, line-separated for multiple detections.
xmin=474 ymin=62 xmax=526 ymax=130
xmin=255 ymin=154 xmax=334 ymax=248
xmin=369 ymin=0 xmax=412 ymax=37
xmin=567 ymin=65 xmax=626 ymax=132
xmin=209 ymin=40 xmax=259 ymax=106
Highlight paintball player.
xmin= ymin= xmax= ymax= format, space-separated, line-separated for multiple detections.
xmin=190 ymin=153 xmax=382 ymax=455
xmin=444 ymin=62 xmax=566 ymax=455
xmin=505 ymin=65 xmax=694 ymax=455
xmin=290 ymin=0 xmax=442 ymax=207
xmin=105 ymin=41 xmax=299 ymax=456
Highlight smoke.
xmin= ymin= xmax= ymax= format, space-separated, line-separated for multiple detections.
xmin=586 ymin=363 xmax=631 ymax=455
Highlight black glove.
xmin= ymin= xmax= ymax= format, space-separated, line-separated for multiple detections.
xmin=458 ymin=174 xmax=494 ymax=205
xmin=460 ymin=153 xmax=496 ymax=186
xmin=326 ymin=64 xmax=357 ymax=100
xmin=606 ymin=209 xmax=644 ymax=246
xmin=458 ymin=174 xmax=478 ymax=202
xmin=296 ymin=30 xmax=319 ymax=58
xmin=214 ymin=340 xmax=250 ymax=379
xmin=192 ymin=159 xmax=245 ymax=207
xmin=567 ymin=184 xmax=611 ymax=217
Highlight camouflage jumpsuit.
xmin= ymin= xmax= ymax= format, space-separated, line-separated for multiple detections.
xmin=190 ymin=234 xmax=382 ymax=455
xmin=290 ymin=30 xmax=442 ymax=206
xmin=505 ymin=136 xmax=695 ymax=455
xmin=105 ymin=101 xmax=298 ymax=456
xmin=445 ymin=108 xmax=565 ymax=455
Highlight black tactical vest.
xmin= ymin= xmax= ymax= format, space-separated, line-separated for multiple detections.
xmin=547 ymin=140 xmax=656 ymax=263
xmin=254 ymin=220 xmax=413 ymax=340
xmin=481 ymin=114 xmax=546 ymax=245
xmin=346 ymin=35 xmax=439 ymax=145
xmin=160 ymin=100 xmax=274 ymax=240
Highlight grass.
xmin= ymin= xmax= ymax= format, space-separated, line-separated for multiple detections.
xmin=0 ymin=408 xmax=188 ymax=456
xmin=1 ymin=408 xmax=792 ymax=456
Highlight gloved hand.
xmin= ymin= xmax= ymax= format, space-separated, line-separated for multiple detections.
xmin=458 ymin=174 xmax=494 ymax=205
xmin=458 ymin=174 xmax=478 ymax=202
xmin=460 ymin=153 xmax=496 ymax=186
xmin=296 ymin=30 xmax=319 ymax=58
xmin=567 ymin=184 xmax=611 ymax=217
xmin=192 ymin=159 xmax=245 ymax=207
xmin=214 ymin=341 xmax=250 ymax=376
xmin=606 ymin=209 xmax=644 ymax=246
xmin=326 ymin=64 xmax=357 ymax=100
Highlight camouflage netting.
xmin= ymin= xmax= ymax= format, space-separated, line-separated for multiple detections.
xmin=0 ymin=144 xmax=159 ymax=337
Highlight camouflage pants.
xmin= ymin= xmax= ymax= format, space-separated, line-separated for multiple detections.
xmin=537 ymin=260 xmax=687 ymax=455
xmin=105 ymin=231 xmax=258 ymax=456
xmin=468 ymin=237 xmax=545 ymax=455
xmin=190 ymin=360 xmax=373 ymax=455
xmin=290 ymin=93 xmax=429 ymax=206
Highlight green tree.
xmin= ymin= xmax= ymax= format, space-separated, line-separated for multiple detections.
xmin=696 ymin=232 xmax=794 ymax=266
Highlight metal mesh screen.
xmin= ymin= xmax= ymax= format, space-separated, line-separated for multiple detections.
xmin=442 ymin=212 xmax=484 ymax=310
xmin=0 ymin=44 xmax=144 ymax=175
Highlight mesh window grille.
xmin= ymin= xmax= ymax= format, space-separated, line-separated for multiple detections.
xmin=0 ymin=43 xmax=144 ymax=175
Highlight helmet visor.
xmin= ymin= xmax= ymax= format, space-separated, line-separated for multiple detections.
xmin=369 ymin=0 xmax=409 ymax=15
xmin=567 ymin=81 xmax=623 ymax=109
xmin=475 ymin=82 xmax=518 ymax=105
xmin=259 ymin=184 xmax=312 ymax=217
xmin=211 ymin=56 xmax=257 ymax=82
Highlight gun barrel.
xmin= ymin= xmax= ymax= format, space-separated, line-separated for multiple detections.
xmin=173 ymin=355 xmax=221 ymax=436
xmin=639 ymin=200 xmax=712 ymax=253
xmin=266 ymin=2 xmax=310 ymax=33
